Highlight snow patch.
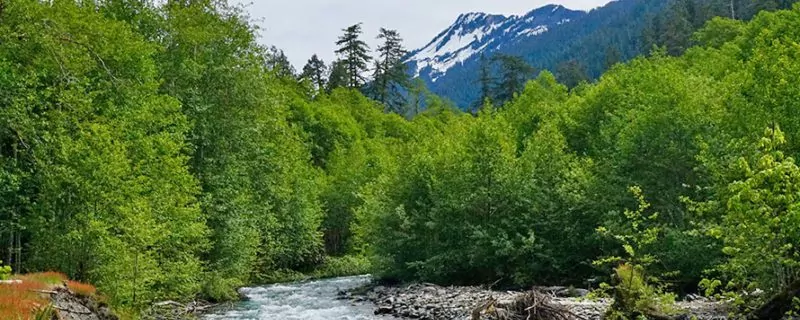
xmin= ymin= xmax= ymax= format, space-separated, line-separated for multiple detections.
xmin=405 ymin=4 xmax=584 ymax=80
xmin=517 ymin=25 xmax=548 ymax=37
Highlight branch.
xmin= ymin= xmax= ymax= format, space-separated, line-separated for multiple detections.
xmin=57 ymin=35 xmax=118 ymax=83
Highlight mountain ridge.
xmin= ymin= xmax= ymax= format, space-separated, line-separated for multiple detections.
xmin=405 ymin=4 xmax=586 ymax=83
xmin=404 ymin=0 xmax=670 ymax=108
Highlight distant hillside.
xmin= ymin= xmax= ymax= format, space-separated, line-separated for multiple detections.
xmin=405 ymin=0 xmax=670 ymax=108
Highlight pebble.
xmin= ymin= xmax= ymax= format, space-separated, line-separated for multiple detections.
xmin=344 ymin=283 xmax=732 ymax=320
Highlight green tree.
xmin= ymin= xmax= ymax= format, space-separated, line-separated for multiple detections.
xmin=266 ymin=46 xmax=296 ymax=79
xmin=155 ymin=0 xmax=324 ymax=298
xmin=301 ymin=54 xmax=328 ymax=94
xmin=697 ymin=127 xmax=800 ymax=302
xmin=327 ymin=60 xmax=349 ymax=92
xmin=555 ymin=59 xmax=590 ymax=89
xmin=335 ymin=23 xmax=371 ymax=89
xmin=0 ymin=0 xmax=208 ymax=306
xmin=371 ymin=28 xmax=410 ymax=113
xmin=475 ymin=53 xmax=493 ymax=110
xmin=491 ymin=54 xmax=536 ymax=106
xmin=604 ymin=46 xmax=622 ymax=70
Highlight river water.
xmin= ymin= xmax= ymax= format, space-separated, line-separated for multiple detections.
xmin=203 ymin=275 xmax=395 ymax=320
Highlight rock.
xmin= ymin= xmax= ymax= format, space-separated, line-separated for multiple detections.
xmin=51 ymin=287 xmax=118 ymax=320
xmin=348 ymin=282 xmax=730 ymax=320
xmin=685 ymin=294 xmax=703 ymax=302
xmin=237 ymin=288 xmax=250 ymax=301
xmin=375 ymin=305 xmax=394 ymax=315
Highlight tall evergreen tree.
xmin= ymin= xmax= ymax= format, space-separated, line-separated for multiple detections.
xmin=556 ymin=60 xmax=590 ymax=89
xmin=372 ymin=28 xmax=410 ymax=113
xmin=492 ymin=54 xmax=536 ymax=106
xmin=335 ymin=23 xmax=371 ymax=89
xmin=327 ymin=60 xmax=349 ymax=92
xmin=266 ymin=46 xmax=296 ymax=79
xmin=301 ymin=54 xmax=328 ymax=93
xmin=404 ymin=78 xmax=431 ymax=118
xmin=476 ymin=53 xmax=493 ymax=109
xmin=604 ymin=46 xmax=622 ymax=70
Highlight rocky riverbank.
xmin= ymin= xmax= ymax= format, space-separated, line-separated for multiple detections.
xmin=341 ymin=283 xmax=731 ymax=320
xmin=51 ymin=287 xmax=116 ymax=320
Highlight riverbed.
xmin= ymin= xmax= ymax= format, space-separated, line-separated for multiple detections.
xmin=202 ymin=275 xmax=395 ymax=320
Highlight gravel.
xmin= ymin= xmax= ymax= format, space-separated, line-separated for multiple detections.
xmin=342 ymin=283 xmax=732 ymax=320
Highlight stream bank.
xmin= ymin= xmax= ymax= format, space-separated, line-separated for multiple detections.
xmin=344 ymin=282 xmax=731 ymax=320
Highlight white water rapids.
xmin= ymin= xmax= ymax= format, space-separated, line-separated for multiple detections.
xmin=203 ymin=275 xmax=396 ymax=320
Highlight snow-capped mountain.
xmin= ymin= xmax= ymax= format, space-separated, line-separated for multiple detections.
xmin=406 ymin=4 xmax=586 ymax=83
xmin=402 ymin=0 xmax=670 ymax=109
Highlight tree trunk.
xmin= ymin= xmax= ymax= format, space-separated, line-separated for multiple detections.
xmin=14 ymin=231 xmax=20 ymax=274
xmin=6 ymin=229 xmax=12 ymax=268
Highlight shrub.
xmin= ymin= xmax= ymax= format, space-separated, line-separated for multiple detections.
xmin=596 ymin=187 xmax=678 ymax=319
xmin=0 ymin=260 xmax=10 ymax=280
xmin=312 ymin=255 xmax=371 ymax=279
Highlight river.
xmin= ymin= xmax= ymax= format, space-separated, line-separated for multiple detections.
xmin=202 ymin=275 xmax=396 ymax=320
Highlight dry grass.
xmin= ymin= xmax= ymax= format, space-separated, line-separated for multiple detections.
xmin=0 ymin=279 xmax=51 ymax=320
xmin=1 ymin=272 xmax=98 ymax=319
xmin=66 ymin=280 xmax=97 ymax=297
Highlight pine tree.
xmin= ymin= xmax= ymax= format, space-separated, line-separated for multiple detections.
xmin=327 ymin=60 xmax=349 ymax=92
xmin=604 ymin=46 xmax=622 ymax=70
xmin=404 ymin=78 xmax=430 ymax=118
xmin=556 ymin=60 xmax=589 ymax=89
xmin=301 ymin=54 xmax=328 ymax=93
xmin=373 ymin=28 xmax=410 ymax=113
xmin=492 ymin=54 xmax=536 ymax=106
xmin=335 ymin=23 xmax=371 ymax=89
xmin=266 ymin=46 xmax=296 ymax=79
xmin=476 ymin=53 xmax=493 ymax=109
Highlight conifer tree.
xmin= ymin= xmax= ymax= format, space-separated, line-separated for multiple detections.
xmin=335 ymin=23 xmax=371 ymax=89
xmin=301 ymin=54 xmax=328 ymax=93
xmin=556 ymin=60 xmax=589 ymax=89
xmin=327 ymin=60 xmax=349 ymax=92
xmin=372 ymin=28 xmax=410 ymax=113
xmin=476 ymin=53 xmax=493 ymax=110
xmin=604 ymin=46 xmax=622 ymax=70
xmin=492 ymin=54 xmax=536 ymax=106
xmin=266 ymin=46 xmax=296 ymax=78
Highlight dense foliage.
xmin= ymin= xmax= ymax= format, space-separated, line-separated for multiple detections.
xmin=2 ymin=1 xmax=800 ymax=318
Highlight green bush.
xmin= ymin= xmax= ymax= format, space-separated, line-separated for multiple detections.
xmin=312 ymin=255 xmax=371 ymax=279
xmin=0 ymin=260 xmax=11 ymax=280
xmin=202 ymin=272 xmax=243 ymax=302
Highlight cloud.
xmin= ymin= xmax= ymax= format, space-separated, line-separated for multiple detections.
xmin=234 ymin=0 xmax=612 ymax=68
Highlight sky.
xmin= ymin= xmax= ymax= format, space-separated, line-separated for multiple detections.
xmin=233 ymin=0 xmax=614 ymax=69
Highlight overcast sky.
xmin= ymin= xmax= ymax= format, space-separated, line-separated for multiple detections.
xmin=233 ymin=0 xmax=614 ymax=69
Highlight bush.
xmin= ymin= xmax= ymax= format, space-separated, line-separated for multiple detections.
xmin=604 ymin=263 xmax=677 ymax=320
xmin=0 ymin=261 xmax=10 ymax=280
xmin=312 ymin=255 xmax=371 ymax=279
xmin=596 ymin=187 xmax=678 ymax=319
xmin=202 ymin=272 xmax=243 ymax=303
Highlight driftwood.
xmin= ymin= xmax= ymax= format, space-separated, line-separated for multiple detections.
xmin=472 ymin=290 xmax=587 ymax=320
xmin=29 ymin=289 xmax=59 ymax=295
xmin=143 ymin=299 xmax=217 ymax=320
xmin=747 ymin=280 xmax=800 ymax=320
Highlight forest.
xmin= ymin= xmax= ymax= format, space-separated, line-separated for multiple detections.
xmin=2 ymin=0 xmax=800 ymax=318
